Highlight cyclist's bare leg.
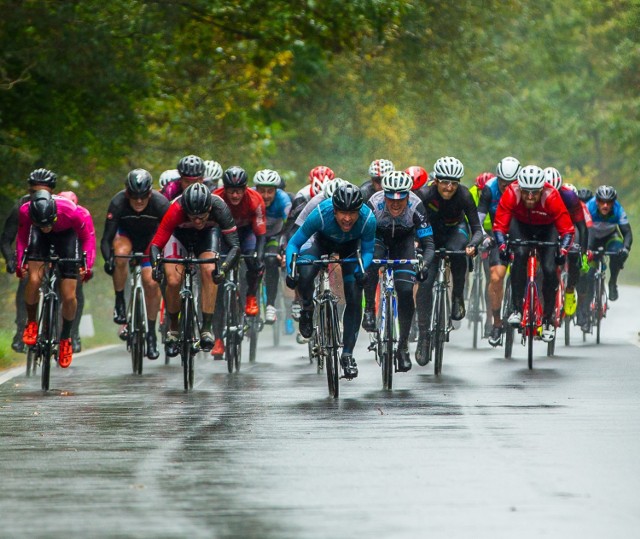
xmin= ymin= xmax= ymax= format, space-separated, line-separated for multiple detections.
xmin=112 ymin=235 xmax=132 ymax=293
xmin=141 ymin=266 xmax=161 ymax=321
xmin=198 ymin=252 xmax=217 ymax=314
xmin=59 ymin=277 xmax=78 ymax=322
xmin=164 ymin=262 xmax=182 ymax=331
xmin=488 ymin=265 xmax=507 ymax=326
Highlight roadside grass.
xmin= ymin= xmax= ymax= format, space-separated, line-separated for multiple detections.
xmin=0 ymin=329 xmax=23 ymax=369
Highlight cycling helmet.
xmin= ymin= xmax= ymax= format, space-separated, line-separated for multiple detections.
xmin=159 ymin=169 xmax=179 ymax=189
xmin=475 ymin=172 xmax=496 ymax=190
xmin=222 ymin=166 xmax=248 ymax=188
xmin=204 ymin=160 xmax=223 ymax=181
xmin=433 ymin=156 xmax=464 ymax=180
xmin=405 ymin=166 xmax=428 ymax=190
xmin=177 ymin=155 xmax=205 ymax=178
xmin=368 ymin=159 xmax=395 ymax=179
xmin=29 ymin=190 xmax=57 ymax=227
xmin=495 ymin=156 xmax=521 ymax=182
xmin=181 ymin=183 xmax=213 ymax=215
xmin=595 ymin=185 xmax=617 ymax=202
xmin=563 ymin=183 xmax=578 ymax=194
xmin=28 ymin=168 xmax=57 ymax=188
xmin=58 ymin=191 xmax=78 ymax=204
xmin=322 ymin=177 xmax=346 ymax=198
xmin=576 ymin=187 xmax=593 ymax=202
xmin=253 ymin=169 xmax=281 ymax=187
xmin=543 ymin=167 xmax=563 ymax=190
xmin=381 ymin=170 xmax=412 ymax=199
xmin=125 ymin=168 xmax=153 ymax=197
xmin=517 ymin=165 xmax=546 ymax=189
xmin=332 ymin=183 xmax=363 ymax=211
xmin=309 ymin=165 xmax=334 ymax=196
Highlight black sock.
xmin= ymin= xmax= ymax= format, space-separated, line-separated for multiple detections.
xmin=148 ymin=319 xmax=156 ymax=334
xmin=201 ymin=312 xmax=213 ymax=333
xmin=115 ymin=290 xmax=125 ymax=304
xmin=61 ymin=318 xmax=74 ymax=340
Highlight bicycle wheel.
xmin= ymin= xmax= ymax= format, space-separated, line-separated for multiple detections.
xmin=381 ymin=295 xmax=394 ymax=390
xmin=41 ymin=296 xmax=57 ymax=392
xmin=503 ymin=277 xmax=514 ymax=359
xmin=564 ymin=312 xmax=571 ymax=346
xmin=26 ymin=346 xmax=37 ymax=377
xmin=595 ymin=276 xmax=604 ymax=345
xmin=469 ymin=272 xmax=481 ymax=349
xmin=225 ymin=289 xmax=241 ymax=373
xmin=527 ymin=285 xmax=535 ymax=370
xmin=181 ymin=295 xmax=194 ymax=390
xmin=249 ymin=316 xmax=259 ymax=363
xmin=433 ymin=288 xmax=446 ymax=376
xmin=131 ymin=290 xmax=144 ymax=375
xmin=324 ymin=303 xmax=340 ymax=398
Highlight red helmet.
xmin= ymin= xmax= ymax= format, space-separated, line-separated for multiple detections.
xmin=309 ymin=165 xmax=335 ymax=196
xmin=475 ymin=172 xmax=495 ymax=190
xmin=405 ymin=166 xmax=428 ymax=191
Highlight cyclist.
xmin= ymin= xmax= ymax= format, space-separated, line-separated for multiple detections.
xmin=362 ymin=171 xmax=435 ymax=372
xmin=158 ymin=169 xmax=180 ymax=191
xmin=211 ymin=166 xmax=267 ymax=355
xmin=360 ymin=159 xmax=395 ymax=202
xmin=1 ymin=168 xmax=58 ymax=352
xmin=16 ymin=190 xmax=96 ymax=368
xmin=149 ymin=183 xmax=240 ymax=357
xmin=493 ymin=165 xmax=575 ymax=342
xmin=253 ymin=168 xmax=292 ymax=324
xmin=405 ymin=166 xmax=430 ymax=192
xmin=285 ymin=183 xmax=376 ymax=379
xmin=476 ymin=156 xmax=522 ymax=347
xmin=101 ymin=169 xmax=170 ymax=359
xmin=203 ymin=160 xmax=223 ymax=189
xmin=576 ymin=188 xmax=593 ymax=203
xmin=414 ymin=156 xmax=483 ymax=364
xmin=292 ymin=177 xmax=347 ymax=231
xmin=543 ymin=167 xmax=590 ymax=318
xmin=583 ymin=185 xmax=632 ymax=302
xmin=161 ymin=155 xmax=207 ymax=201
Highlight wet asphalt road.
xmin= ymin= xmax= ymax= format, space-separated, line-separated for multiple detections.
xmin=1 ymin=287 xmax=640 ymax=538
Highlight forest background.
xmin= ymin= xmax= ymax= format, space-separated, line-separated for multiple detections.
xmin=0 ymin=0 xmax=638 ymax=358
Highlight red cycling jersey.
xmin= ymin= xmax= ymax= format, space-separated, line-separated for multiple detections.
xmin=493 ymin=183 xmax=575 ymax=238
xmin=213 ymin=187 xmax=267 ymax=236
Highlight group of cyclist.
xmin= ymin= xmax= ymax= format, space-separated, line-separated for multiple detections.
xmin=1 ymin=152 xmax=632 ymax=378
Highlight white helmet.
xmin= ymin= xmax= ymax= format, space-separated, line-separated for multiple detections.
xmin=322 ymin=177 xmax=346 ymax=198
xmin=204 ymin=160 xmax=223 ymax=181
xmin=564 ymin=182 xmax=577 ymax=194
xmin=517 ymin=165 xmax=546 ymax=189
xmin=368 ymin=159 xmax=395 ymax=178
xmin=159 ymin=169 xmax=179 ymax=189
xmin=433 ymin=156 xmax=464 ymax=180
xmin=381 ymin=170 xmax=412 ymax=199
xmin=253 ymin=169 xmax=281 ymax=187
xmin=543 ymin=167 xmax=562 ymax=190
xmin=496 ymin=156 xmax=521 ymax=182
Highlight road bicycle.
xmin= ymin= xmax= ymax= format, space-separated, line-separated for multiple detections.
xmin=367 ymin=257 xmax=421 ymax=390
xmin=507 ymin=239 xmax=558 ymax=370
xmin=582 ymin=247 xmax=617 ymax=344
xmin=214 ymin=255 xmax=244 ymax=373
xmin=292 ymin=252 xmax=362 ymax=398
xmin=113 ymin=253 xmax=149 ymax=375
xmin=467 ymin=246 xmax=489 ymax=349
xmin=156 ymin=250 xmax=217 ymax=390
xmin=425 ymin=248 xmax=468 ymax=375
xmin=24 ymin=246 xmax=85 ymax=391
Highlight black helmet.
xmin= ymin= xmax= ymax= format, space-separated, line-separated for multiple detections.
xmin=125 ymin=168 xmax=153 ymax=197
xmin=28 ymin=168 xmax=57 ymax=188
xmin=177 ymin=155 xmax=205 ymax=178
xmin=181 ymin=183 xmax=213 ymax=215
xmin=29 ymin=190 xmax=57 ymax=227
xmin=595 ymin=185 xmax=617 ymax=202
xmin=222 ymin=166 xmax=248 ymax=188
xmin=576 ymin=187 xmax=593 ymax=202
xmin=332 ymin=183 xmax=363 ymax=212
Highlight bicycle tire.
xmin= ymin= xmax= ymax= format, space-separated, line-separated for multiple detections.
xmin=131 ymin=289 xmax=144 ymax=375
xmin=527 ymin=285 xmax=535 ymax=370
xmin=503 ymin=277 xmax=514 ymax=359
xmin=249 ymin=316 xmax=258 ymax=363
xmin=381 ymin=294 xmax=394 ymax=390
xmin=325 ymin=302 xmax=340 ymax=398
xmin=547 ymin=331 xmax=555 ymax=357
xmin=181 ymin=295 xmax=194 ymax=390
xmin=595 ymin=276 xmax=604 ymax=345
xmin=470 ymin=272 xmax=481 ymax=349
xmin=434 ymin=288 xmax=446 ymax=376
xmin=564 ymin=313 xmax=571 ymax=346
xmin=225 ymin=288 xmax=240 ymax=373
xmin=26 ymin=346 xmax=37 ymax=377
xmin=41 ymin=295 xmax=56 ymax=392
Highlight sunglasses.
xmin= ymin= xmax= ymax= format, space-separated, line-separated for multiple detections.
xmin=437 ymin=179 xmax=459 ymax=187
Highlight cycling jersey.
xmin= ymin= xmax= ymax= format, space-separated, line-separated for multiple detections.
xmin=213 ymin=187 xmax=267 ymax=236
xmin=586 ymin=198 xmax=632 ymax=247
xmin=286 ymin=198 xmax=377 ymax=272
xmin=359 ymin=180 xmax=379 ymax=203
xmin=493 ymin=183 xmax=575 ymax=242
xmin=476 ymin=177 xmax=503 ymax=224
xmin=100 ymin=190 xmax=170 ymax=261
xmin=469 ymin=184 xmax=493 ymax=232
xmin=255 ymin=187 xmax=291 ymax=237
xmin=295 ymin=193 xmax=325 ymax=227
xmin=16 ymin=195 xmax=96 ymax=270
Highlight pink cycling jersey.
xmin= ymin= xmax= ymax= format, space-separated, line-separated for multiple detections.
xmin=16 ymin=195 xmax=96 ymax=269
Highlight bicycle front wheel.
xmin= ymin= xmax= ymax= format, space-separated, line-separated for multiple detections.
xmin=595 ymin=276 xmax=604 ymax=344
xmin=181 ymin=295 xmax=194 ymax=390
xmin=131 ymin=290 xmax=144 ymax=375
xmin=381 ymin=295 xmax=394 ymax=390
xmin=41 ymin=296 xmax=57 ymax=392
xmin=469 ymin=273 xmax=482 ymax=349
xmin=26 ymin=346 xmax=37 ymax=377
xmin=323 ymin=303 xmax=340 ymax=398
xmin=503 ymin=276 xmax=514 ymax=359
xmin=433 ymin=288 xmax=446 ymax=376
xmin=527 ymin=285 xmax=535 ymax=370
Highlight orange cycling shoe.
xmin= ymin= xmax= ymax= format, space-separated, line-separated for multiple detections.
xmin=245 ymin=295 xmax=259 ymax=316
xmin=22 ymin=321 xmax=38 ymax=346
xmin=211 ymin=338 xmax=225 ymax=358
xmin=58 ymin=338 xmax=73 ymax=368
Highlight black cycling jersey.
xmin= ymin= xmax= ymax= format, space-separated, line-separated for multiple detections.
xmin=100 ymin=190 xmax=170 ymax=260
xmin=416 ymin=183 xmax=484 ymax=248
xmin=359 ymin=180 xmax=378 ymax=203
xmin=1 ymin=194 xmax=30 ymax=264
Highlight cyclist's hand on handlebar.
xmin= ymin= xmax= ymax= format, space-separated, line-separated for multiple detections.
xmin=256 ymin=260 xmax=265 ymax=277
xmin=465 ymin=245 xmax=477 ymax=257
xmin=152 ymin=264 xmax=163 ymax=283
xmin=555 ymin=247 xmax=568 ymax=266
xmin=498 ymin=243 xmax=509 ymax=263
xmin=354 ymin=271 xmax=368 ymax=287
xmin=481 ymin=235 xmax=495 ymax=250
xmin=16 ymin=264 xmax=28 ymax=279
xmin=285 ymin=273 xmax=298 ymax=290
xmin=618 ymin=247 xmax=630 ymax=261
xmin=104 ymin=260 xmax=115 ymax=276
xmin=212 ymin=263 xmax=228 ymax=285
xmin=416 ymin=266 xmax=428 ymax=282
xmin=6 ymin=257 xmax=16 ymax=275
xmin=80 ymin=267 xmax=93 ymax=282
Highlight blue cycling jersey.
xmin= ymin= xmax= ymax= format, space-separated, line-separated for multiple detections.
xmin=286 ymin=198 xmax=376 ymax=272
xmin=586 ymin=198 xmax=629 ymax=239
xmin=253 ymin=187 xmax=291 ymax=237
